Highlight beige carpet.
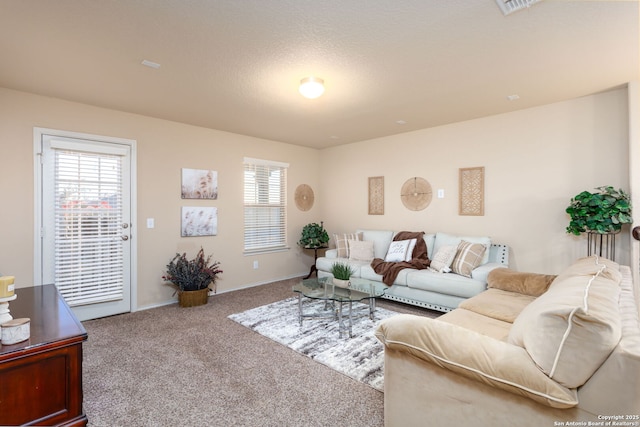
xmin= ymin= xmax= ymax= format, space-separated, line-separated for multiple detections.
xmin=82 ymin=277 xmax=439 ymax=427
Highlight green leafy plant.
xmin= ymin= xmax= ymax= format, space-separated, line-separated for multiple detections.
xmin=566 ymin=186 xmax=632 ymax=236
xmin=298 ymin=222 xmax=329 ymax=248
xmin=331 ymin=262 xmax=355 ymax=280
xmin=162 ymin=247 xmax=222 ymax=292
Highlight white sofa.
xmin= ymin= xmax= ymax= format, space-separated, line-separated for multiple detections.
xmin=375 ymin=257 xmax=640 ymax=426
xmin=315 ymin=229 xmax=510 ymax=312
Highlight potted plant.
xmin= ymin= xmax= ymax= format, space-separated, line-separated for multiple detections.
xmin=162 ymin=247 xmax=223 ymax=307
xmin=331 ymin=261 xmax=355 ymax=288
xmin=566 ymin=186 xmax=632 ymax=235
xmin=298 ymin=222 xmax=329 ymax=248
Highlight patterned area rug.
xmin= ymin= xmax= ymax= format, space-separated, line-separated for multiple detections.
xmin=228 ymin=297 xmax=400 ymax=391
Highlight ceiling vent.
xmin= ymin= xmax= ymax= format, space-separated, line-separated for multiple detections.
xmin=495 ymin=0 xmax=542 ymax=15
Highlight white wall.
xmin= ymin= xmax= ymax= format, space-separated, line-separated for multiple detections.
xmin=0 ymin=85 xmax=631 ymax=312
xmin=318 ymin=88 xmax=630 ymax=274
xmin=0 ymin=88 xmax=321 ymax=309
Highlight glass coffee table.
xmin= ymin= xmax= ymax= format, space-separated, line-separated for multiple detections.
xmin=292 ymin=277 xmax=386 ymax=338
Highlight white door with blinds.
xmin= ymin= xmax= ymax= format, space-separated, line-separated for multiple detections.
xmin=37 ymin=130 xmax=134 ymax=321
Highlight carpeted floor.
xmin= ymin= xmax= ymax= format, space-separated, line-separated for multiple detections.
xmin=82 ymin=277 xmax=440 ymax=427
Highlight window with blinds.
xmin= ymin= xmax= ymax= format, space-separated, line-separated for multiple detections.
xmin=243 ymin=157 xmax=289 ymax=253
xmin=53 ymin=148 xmax=124 ymax=306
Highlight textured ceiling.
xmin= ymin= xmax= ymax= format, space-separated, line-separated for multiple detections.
xmin=0 ymin=1 xmax=637 ymax=149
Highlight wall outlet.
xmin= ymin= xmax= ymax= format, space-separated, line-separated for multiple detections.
xmin=146 ymin=218 xmax=155 ymax=228
xmin=437 ymin=189 xmax=445 ymax=199
xmin=253 ymin=260 xmax=259 ymax=269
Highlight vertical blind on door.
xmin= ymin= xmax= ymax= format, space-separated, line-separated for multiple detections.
xmin=243 ymin=157 xmax=288 ymax=253
xmin=53 ymin=148 xmax=124 ymax=306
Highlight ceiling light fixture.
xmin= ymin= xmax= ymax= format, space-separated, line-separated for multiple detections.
xmin=299 ymin=77 xmax=325 ymax=99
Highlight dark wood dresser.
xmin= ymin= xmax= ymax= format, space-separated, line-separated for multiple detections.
xmin=0 ymin=285 xmax=88 ymax=426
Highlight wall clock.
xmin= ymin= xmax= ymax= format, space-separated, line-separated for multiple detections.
xmin=401 ymin=177 xmax=432 ymax=211
xmin=294 ymin=184 xmax=314 ymax=211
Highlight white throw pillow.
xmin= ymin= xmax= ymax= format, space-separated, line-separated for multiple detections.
xmin=384 ymin=240 xmax=411 ymax=262
xmin=348 ymin=239 xmax=375 ymax=262
xmin=404 ymin=238 xmax=418 ymax=262
xmin=428 ymin=245 xmax=457 ymax=273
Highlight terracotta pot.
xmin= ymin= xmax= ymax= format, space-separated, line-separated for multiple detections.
xmin=178 ymin=288 xmax=209 ymax=307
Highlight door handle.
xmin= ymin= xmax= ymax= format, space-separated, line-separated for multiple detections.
xmin=633 ymin=226 xmax=640 ymax=241
xmin=121 ymin=235 xmax=129 ymax=241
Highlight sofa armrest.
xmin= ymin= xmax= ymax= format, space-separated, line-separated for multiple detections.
xmin=375 ymin=314 xmax=577 ymax=408
xmin=471 ymin=262 xmax=507 ymax=283
xmin=323 ymin=249 xmax=338 ymax=259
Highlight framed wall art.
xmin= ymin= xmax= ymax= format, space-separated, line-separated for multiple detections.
xmin=368 ymin=176 xmax=384 ymax=215
xmin=459 ymin=166 xmax=484 ymax=216
xmin=181 ymin=206 xmax=218 ymax=237
xmin=181 ymin=168 xmax=218 ymax=199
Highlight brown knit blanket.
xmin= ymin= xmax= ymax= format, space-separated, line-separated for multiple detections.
xmin=371 ymin=231 xmax=431 ymax=286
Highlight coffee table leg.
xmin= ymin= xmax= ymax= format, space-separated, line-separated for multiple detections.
xmin=369 ymin=297 xmax=376 ymax=320
xmin=298 ymin=294 xmax=303 ymax=326
xmin=337 ymin=301 xmax=344 ymax=338
xmin=348 ymin=300 xmax=353 ymax=338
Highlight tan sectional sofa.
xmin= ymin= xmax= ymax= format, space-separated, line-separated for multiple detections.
xmin=376 ymin=256 xmax=640 ymax=426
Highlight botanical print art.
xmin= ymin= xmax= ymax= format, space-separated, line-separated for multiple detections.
xmin=181 ymin=168 xmax=218 ymax=199
xmin=181 ymin=207 xmax=218 ymax=237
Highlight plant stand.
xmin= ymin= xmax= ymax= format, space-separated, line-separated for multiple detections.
xmin=587 ymin=231 xmax=618 ymax=261
xmin=178 ymin=288 xmax=209 ymax=307
xmin=303 ymin=245 xmax=327 ymax=279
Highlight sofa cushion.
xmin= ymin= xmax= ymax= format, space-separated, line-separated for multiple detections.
xmin=376 ymin=314 xmax=578 ymax=408
xmin=451 ymin=241 xmax=486 ymax=278
xmin=508 ymin=256 xmax=622 ymax=389
xmin=360 ymin=265 xmax=410 ymax=286
xmin=428 ymin=244 xmax=457 ymax=273
xmin=433 ymin=232 xmax=491 ymax=265
xmin=439 ymin=307 xmax=513 ymax=341
xmin=487 ymin=268 xmax=556 ymax=297
xmin=406 ymin=269 xmax=486 ymax=299
xmin=348 ymin=239 xmax=374 ymax=262
xmin=458 ymin=288 xmax=536 ymax=324
xmin=333 ymin=232 xmax=363 ymax=258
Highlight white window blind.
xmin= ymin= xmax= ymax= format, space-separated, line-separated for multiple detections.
xmin=243 ymin=158 xmax=288 ymax=253
xmin=53 ymin=148 xmax=124 ymax=306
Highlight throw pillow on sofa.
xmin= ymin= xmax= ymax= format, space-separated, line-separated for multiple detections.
xmin=404 ymin=238 xmax=418 ymax=261
xmin=508 ymin=256 xmax=622 ymax=389
xmin=451 ymin=241 xmax=486 ymax=277
xmin=428 ymin=244 xmax=457 ymax=273
xmin=487 ymin=268 xmax=556 ymax=297
xmin=348 ymin=239 xmax=375 ymax=262
xmin=384 ymin=240 xmax=411 ymax=262
xmin=333 ymin=232 xmax=363 ymax=258
xmin=432 ymin=232 xmax=492 ymax=265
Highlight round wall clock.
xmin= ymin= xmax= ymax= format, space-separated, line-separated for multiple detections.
xmin=294 ymin=184 xmax=314 ymax=211
xmin=401 ymin=177 xmax=432 ymax=211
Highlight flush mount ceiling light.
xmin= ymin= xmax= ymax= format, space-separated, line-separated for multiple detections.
xmin=299 ymin=77 xmax=325 ymax=99
xmin=495 ymin=0 xmax=542 ymax=15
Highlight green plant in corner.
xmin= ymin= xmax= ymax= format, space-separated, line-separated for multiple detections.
xmin=566 ymin=186 xmax=632 ymax=235
xmin=298 ymin=222 xmax=329 ymax=248
xmin=331 ymin=261 xmax=355 ymax=280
